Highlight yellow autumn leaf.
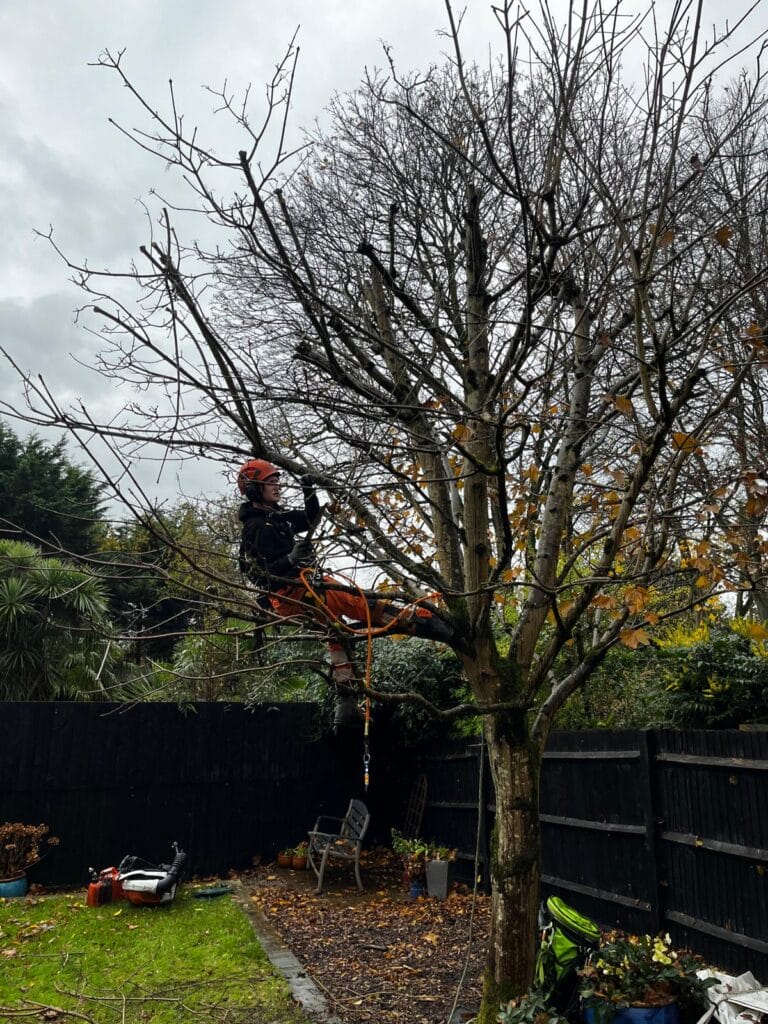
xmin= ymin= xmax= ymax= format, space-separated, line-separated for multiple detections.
xmin=745 ymin=621 xmax=768 ymax=641
xmin=581 ymin=463 xmax=593 ymax=476
xmin=714 ymin=225 xmax=733 ymax=247
xmin=672 ymin=432 xmax=699 ymax=453
xmin=452 ymin=423 xmax=473 ymax=443
xmin=614 ymin=395 xmax=634 ymax=417
xmin=624 ymin=586 xmax=650 ymax=614
xmin=658 ymin=229 xmax=675 ymax=248
xmin=619 ymin=627 xmax=652 ymax=649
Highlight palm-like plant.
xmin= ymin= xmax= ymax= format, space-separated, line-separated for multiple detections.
xmin=0 ymin=540 xmax=120 ymax=699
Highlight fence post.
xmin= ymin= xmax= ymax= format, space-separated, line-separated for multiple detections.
xmin=638 ymin=729 xmax=661 ymax=934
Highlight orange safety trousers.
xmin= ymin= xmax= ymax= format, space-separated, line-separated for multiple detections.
xmin=268 ymin=575 xmax=432 ymax=633
xmin=268 ymin=576 xmax=436 ymax=686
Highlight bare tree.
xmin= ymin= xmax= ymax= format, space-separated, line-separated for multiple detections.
xmin=5 ymin=2 xmax=768 ymax=1017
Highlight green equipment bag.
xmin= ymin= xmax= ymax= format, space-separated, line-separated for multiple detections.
xmin=534 ymin=896 xmax=601 ymax=1016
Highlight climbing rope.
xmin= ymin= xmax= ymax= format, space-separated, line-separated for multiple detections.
xmin=298 ymin=565 xmax=441 ymax=791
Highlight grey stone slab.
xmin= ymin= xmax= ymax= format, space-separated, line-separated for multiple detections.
xmin=229 ymin=880 xmax=343 ymax=1024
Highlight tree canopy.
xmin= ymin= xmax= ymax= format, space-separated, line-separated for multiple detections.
xmin=0 ymin=421 xmax=103 ymax=555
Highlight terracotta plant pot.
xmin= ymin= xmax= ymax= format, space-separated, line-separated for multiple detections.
xmin=276 ymin=853 xmax=293 ymax=868
xmin=0 ymin=873 xmax=27 ymax=898
xmin=292 ymin=855 xmax=307 ymax=870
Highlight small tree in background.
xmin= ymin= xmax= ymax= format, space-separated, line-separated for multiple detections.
xmin=4 ymin=2 xmax=768 ymax=1016
xmin=0 ymin=421 xmax=103 ymax=555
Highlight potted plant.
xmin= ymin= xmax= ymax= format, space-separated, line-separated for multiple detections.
xmin=579 ymin=932 xmax=714 ymax=1024
xmin=276 ymin=846 xmax=295 ymax=868
xmin=0 ymin=822 xmax=59 ymax=897
xmin=292 ymin=842 xmax=308 ymax=870
xmin=391 ymin=829 xmax=428 ymax=897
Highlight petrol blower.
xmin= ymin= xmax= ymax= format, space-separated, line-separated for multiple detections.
xmin=87 ymin=842 xmax=187 ymax=907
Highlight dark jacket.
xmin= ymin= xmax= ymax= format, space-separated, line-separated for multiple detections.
xmin=238 ymin=493 xmax=320 ymax=592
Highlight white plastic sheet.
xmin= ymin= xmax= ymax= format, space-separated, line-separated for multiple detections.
xmin=697 ymin=970 xmax=768 ymax=1024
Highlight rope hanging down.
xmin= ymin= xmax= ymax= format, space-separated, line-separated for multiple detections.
xmin=299 ymin=566 xmax=441 ymax=791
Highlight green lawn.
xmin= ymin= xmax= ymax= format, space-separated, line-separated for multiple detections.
xmin=0 ymin=885 xmax=309 ymax=1024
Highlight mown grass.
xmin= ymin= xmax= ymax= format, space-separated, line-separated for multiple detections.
xmin=0 ymin=885 xmax=309 ymax=1023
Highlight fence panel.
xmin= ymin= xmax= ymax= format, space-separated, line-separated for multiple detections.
xmin=654 ymin=729 xmax=768 ymax=976
xmin=414 ymin=729 xmax=768 ymax=978
xmin=0 ymin=701 xmax=398 ymax=885
xmin=417 ymin=740 xmax=493 ymax=888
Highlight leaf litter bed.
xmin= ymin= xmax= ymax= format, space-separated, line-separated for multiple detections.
xmin=245 ymin=848 xmax=489 ymax=1024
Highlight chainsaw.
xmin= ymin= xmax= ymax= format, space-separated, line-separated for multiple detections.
xmin=87 ymin=842 xmax=187 ymax=907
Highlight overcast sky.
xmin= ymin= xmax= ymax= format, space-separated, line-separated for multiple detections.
xmin=0 ymin=0 xmax=760 ymax=510
xmin=0 ymin=0 xmax=502 ymax=508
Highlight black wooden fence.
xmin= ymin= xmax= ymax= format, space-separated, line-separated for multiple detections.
xmin=416 ymin=729 xmax=768 ymax=980
xmin=2 ymin=704 xmax=766 ymax=979
xmin=0 ymin=701 xmax=408 ymax=885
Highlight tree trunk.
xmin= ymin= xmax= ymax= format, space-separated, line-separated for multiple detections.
xmin=477 ymin=710 xmax=541 ymax=1024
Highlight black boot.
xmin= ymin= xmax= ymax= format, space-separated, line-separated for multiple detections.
xmin=408 ymin=613 xmax=454 ymax=644
xmin=333 ymin=693 xmax=365 ymax=731
xmin=371 ymin=600 xmax=454 ymax=644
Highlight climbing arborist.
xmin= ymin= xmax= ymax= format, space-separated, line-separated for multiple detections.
xmin=237 ymin=459 xmax=453 ymax=722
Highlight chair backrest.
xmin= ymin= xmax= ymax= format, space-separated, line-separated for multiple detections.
xmin=341 ymin=799 xmax=370 ymax=843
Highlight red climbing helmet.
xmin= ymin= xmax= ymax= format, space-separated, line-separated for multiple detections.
xmin=237 ymin=458 xmax=281 ymax=494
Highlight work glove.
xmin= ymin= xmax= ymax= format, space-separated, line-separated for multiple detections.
xmin=299 ymin=474 xmax=315 ymax=492
xmin=286 ymin=536 xmax=314 ymax=567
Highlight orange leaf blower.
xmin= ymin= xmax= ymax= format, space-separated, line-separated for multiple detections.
xmin=87 ymin=843 xmax=187 ymax=907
